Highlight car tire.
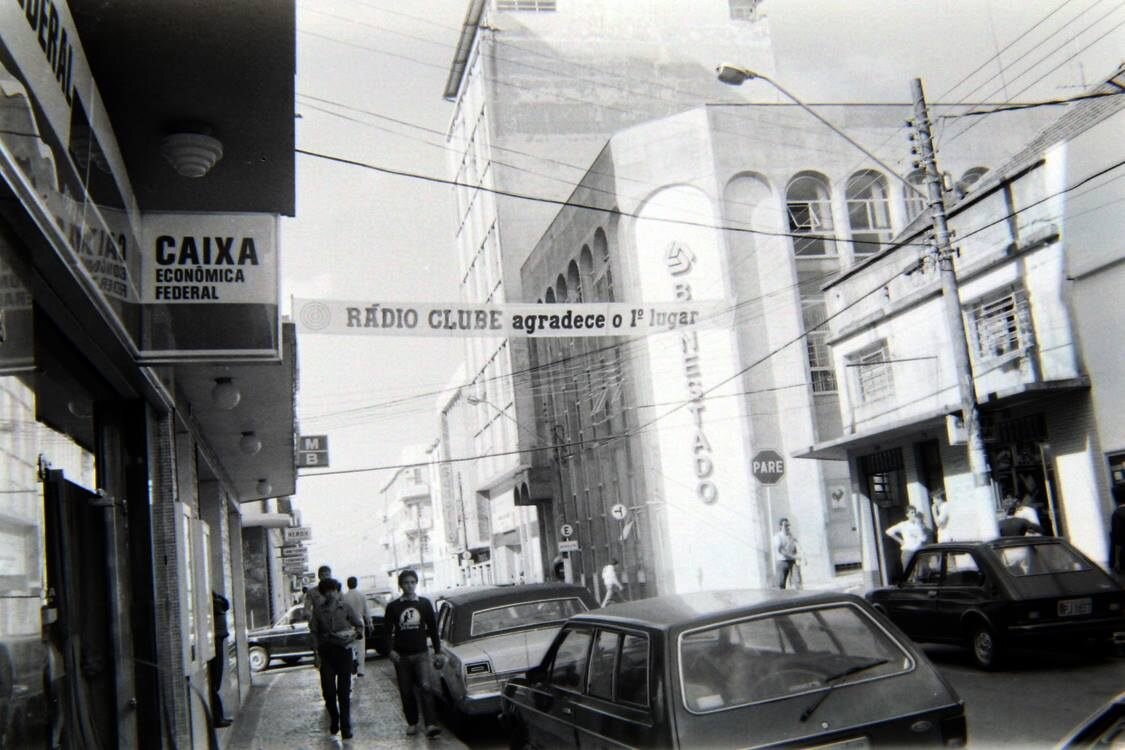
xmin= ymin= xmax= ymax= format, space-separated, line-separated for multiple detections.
xmin=968 ymin=622 xmax=1002 ymax=670
xmin=249 ymin=646 xmax=269 ymax=673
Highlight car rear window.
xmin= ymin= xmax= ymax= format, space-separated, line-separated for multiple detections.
xmin=679 ymin=603 xmax=912 ymax=713
xmin=998 ymin=543 xmax=1092 ymax=576
xmin=470 ymin=597 xmax=588 ymax=637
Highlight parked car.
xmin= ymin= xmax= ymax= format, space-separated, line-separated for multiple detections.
xmin=1056 ymin=690 xmax=1124 ymax=748
xmin=866 ymin=537 xmax=1125 ymax=669
xmin=363 ymin=590 xmax=392 ymax=657
xmin=247 ymin=604 xmax=312 ymax=672
xmin=431 ymin=583 xmax=597 ymax=720
xmin=501 ymin=589 xmax=967 ymax=749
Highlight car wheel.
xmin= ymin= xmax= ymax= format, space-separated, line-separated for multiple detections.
xmin=968 ymin=622 xmax=1002 ymax=670
xmin=249 ymin=646 xmax=269 ymax=672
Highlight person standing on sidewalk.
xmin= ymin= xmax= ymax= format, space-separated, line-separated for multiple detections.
xmin=208 ymin=591 xmax=233 ymax=727
xmin=773 ymin=519 xmax=799 ymax=589
xmin=341 ymin=576 xmax=370 ymax=676
xmin=385 ymin=569 xmax=444 ymax=738
xmin=600 ymin=559 xmax=624 ymax=606
xmin=309 ymin=578 xmax=364 ymax=739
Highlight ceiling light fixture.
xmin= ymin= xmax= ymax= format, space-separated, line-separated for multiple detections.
xmin=239 ymin=431 xmax=262 ymax=455
xmin=161 ymin=131 xmax=223 ymax=178
xmin=256 ymin=479 xmax=272 ymax=497
xmin=211 ymin=377 xmax=241 ymax=410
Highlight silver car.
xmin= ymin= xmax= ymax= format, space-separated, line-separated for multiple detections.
xmin=430 ymin=583 xmax=598 ymax=719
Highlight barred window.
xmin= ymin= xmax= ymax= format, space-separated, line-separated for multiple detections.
xmin=853 ymin=343 xmax=893 ymax=404
xmin=497 ymin=0 xmax=556 ymax=10
xmin=802 ymin=299 xmax=837 ymax=393
xmin=971 ymin=289 xmax=1032 ymax=360
xmin=846 ymin=170 xmax=892 ymax=256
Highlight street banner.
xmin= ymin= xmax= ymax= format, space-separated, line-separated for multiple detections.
xmin=293 ymin=298 xmax=732 ymax=338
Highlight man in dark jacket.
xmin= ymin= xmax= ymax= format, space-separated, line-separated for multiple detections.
xmin=208 ymin=591 xmax=232 ymax=727
xmin=999 ymin=497 xmax=1044 ymax=537
xmin=385 ymin=569 xmax=444 ymax=738
xmin=309 ymin=578 xmax=363 ymax=739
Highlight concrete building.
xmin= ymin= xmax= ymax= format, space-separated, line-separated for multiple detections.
xmin=0 ymin=3 xmax=297 ymax=747
xmin=805 ymin=67 xmax=1124 ymax=584
xmin=516 ymin=98 xmax=1058 ymax=594
xmin=380 ymin=446 xmax=445 ymax=591
xmin=443 ymin=0 xmax=776 ymax=586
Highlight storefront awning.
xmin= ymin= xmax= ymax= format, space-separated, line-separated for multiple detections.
xmin=796 ymin=406 xmax=952 ymax=461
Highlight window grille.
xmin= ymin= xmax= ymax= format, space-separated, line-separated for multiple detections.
xmin=853 ymin=343 xmax=893 ymax=403
xmin=496 ymin=0 xmax=556 ymax=10
xmin=971 ymin=289 xmax=1032 ymax=360
xmin=802 ymin=299 xmax=837 ymax=392
xmin=846 ymin=171 xmax=892 ymax=255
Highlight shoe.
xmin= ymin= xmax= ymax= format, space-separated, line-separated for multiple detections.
xmin=342 ymin=728 xmax=353 ymax=739
xmin=406 ymin=724 xmax=418 ymax=736
xmin=330 ymin=719 xmax=339 ymax=735
xmin=214 ymin=718 xmax=233 ymax=728
xmin=425 ymin=725 xmax=442 ymax=738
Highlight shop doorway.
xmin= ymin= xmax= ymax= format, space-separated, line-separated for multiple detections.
xmin=44 ymin=470 xmax=117 ymax=750
xmin=858 ymin=448 xmax=909 ymax=584
xmin=986 ymin=414 xmax=1060 ymax=535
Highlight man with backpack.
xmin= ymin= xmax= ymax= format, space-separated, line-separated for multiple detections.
xmin=308 ymin=577 xmax=364 ymax=739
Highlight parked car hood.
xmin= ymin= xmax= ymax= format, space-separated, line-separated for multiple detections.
xmin=452 ymin=627 xmax=560 ymax=675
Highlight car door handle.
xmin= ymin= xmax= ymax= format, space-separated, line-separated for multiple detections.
xmin=561 ymin=707 xmax=573 ymax=715
xmin=928 ymin=590 xmax=938 ymax=597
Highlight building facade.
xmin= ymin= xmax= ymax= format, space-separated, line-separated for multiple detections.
xmin=517 ymin=100 xmax=1057 ymax=595
xmin=442 ymin=0 xmax=776 ymax=586
xmin=0 ymin=3 xmax=297 ymax=747
xmin=807 ymin=68 xmax=1124 ymax=585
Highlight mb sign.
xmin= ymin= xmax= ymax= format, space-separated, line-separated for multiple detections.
xmin=297 ymin=434 xmax=329 ymax=468
xmin=752 ymin=450 xmax=785 ymax=485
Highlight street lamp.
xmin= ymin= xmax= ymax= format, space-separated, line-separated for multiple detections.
xmin=716 ymin=63 xmax=926 ymax=198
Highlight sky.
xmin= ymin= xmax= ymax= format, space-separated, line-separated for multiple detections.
xmin=280 ymin=0 xmax=1123 ymax=581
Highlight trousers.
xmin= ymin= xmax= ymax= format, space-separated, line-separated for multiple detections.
xmin=392 ymin=652 xmax=437 ymax=727
xmin=317 ymin=644 xmax=353 ymax=731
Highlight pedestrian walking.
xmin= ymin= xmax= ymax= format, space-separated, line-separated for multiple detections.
xmin=773 ymin=518 xmax=800 ymax=589
xmin=308 ymin=578 xmax=363 ymax=739
xmin=999 ymin=496 xmax=1044 ymax=537
xmin=303 ymin=565 xmax=332 ymax=621
xmin=385 ymin=569 xmax=444 ymax=738
xmin=341 ymin=577 xmax=370 ymax=676
xmin=208 ymin=591 xmax=232 ymax=728
xmin=885 ymin=507 xmax=929 ymax=572
xmin=600 ymin=558 xmax=624 ymax=606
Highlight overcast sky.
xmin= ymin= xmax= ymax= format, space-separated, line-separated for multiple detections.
xmin=281 ymin=0 xmax=1123 ymax=581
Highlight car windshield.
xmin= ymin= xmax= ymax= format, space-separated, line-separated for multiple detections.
xmin=365 ymin=598 xmax=386 ymax=617
xmin=276 ymin=606 xmax=307 ymax=627
xmin=679 ymin=604 xmax=912 ymax=713
xmin=470 ymin=597 xmax=588 ymax=638
xmin=997 ymin=543 xmax=1092 ymax=576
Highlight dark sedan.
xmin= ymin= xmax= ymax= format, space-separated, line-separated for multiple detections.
xmin=501 ymin=589 xmax=966 ymax=749
xmin=247 ymin=604 xmax=311 ymax=672
xmin=867 ymin=537 xmax=1125 ymax=669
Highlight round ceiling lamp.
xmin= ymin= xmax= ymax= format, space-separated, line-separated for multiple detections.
xmin=211 ymin=377 xmax=241 ymax=410
xmin=161 ymin=131 xmax=224 ymax=178
xmin=239 ymin=431 xmax=262 ymax=455
xmin=256 ymin=479 xmax=272 ymax=497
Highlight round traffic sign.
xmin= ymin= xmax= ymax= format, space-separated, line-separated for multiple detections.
xmin=610 ymin=503 xmax=628 ymax=521
xmin=460 ymin=550 xmax=472 ymax=561
xmin=560 ymin=523 xmax=574 ymax=538
xmin=752 ymin=450 xmax=786 ymax=485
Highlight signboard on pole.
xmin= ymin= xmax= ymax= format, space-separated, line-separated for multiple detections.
xmin=284 ymin=527 xmax=312 ymax=542
xmin=751 ymin=450 xmax=786 ymax=485
xmin=558 ymin=539 xmax=580 ymax=553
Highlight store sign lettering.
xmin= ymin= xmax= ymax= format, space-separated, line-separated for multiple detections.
xmin=14 ymin=0 xmax=75 ymax=107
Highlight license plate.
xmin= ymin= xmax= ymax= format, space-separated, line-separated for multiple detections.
xmin=1058 ymin=598 xmax=1092 ymax=617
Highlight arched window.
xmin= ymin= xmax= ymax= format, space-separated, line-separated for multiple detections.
xmin=592 ymin=228 xmax=614 ymax=301
xmin=555 ymin=274 xmax=569 ymax=302
xmin=545 ymin=287 xmax=556 ymax=303
xmin=903 ymin=169 xmax=927 ymax=222
xmin=846 ymin=170 xmax=892 ymax=256
xmin=786 ymin=173 xmax=835 ymax=257
xmin=567 ymin=260 xmax=582 ymax=302
xmin=956 ymin=167 xmax=989 ymax=199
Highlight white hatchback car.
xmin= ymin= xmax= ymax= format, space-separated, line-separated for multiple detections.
xmin=430 ymin=583 xmax=598 ymax=719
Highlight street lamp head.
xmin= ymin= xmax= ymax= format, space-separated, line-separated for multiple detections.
xmin=716 ymin=63 xmax=759 ymax=86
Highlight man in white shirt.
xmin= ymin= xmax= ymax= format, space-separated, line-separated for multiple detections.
xmin=601 ymin=559 xmax=624 ymax=606
xmin=341 ymin=577 xmax=370 ymax=676
xmin=773 ymin=518 xmax=799 ymax=589
xmin=885 ymin=507 xmax=929 ymax=572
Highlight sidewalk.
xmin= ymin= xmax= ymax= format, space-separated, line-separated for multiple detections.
xmin=222 ymin=659 xmax=468 ymax=750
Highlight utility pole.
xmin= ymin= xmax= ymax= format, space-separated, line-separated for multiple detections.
xmin=909 ymin=78 xmax=991 ymax=488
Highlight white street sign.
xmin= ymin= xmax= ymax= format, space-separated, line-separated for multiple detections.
xmin=558 ymin=539 xmax=580 ymax=553
xmin=560 ymin=523 xmax=574 ymax=538
xmin=610 ymin=503 xmax=628 ymax=521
